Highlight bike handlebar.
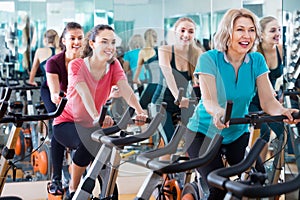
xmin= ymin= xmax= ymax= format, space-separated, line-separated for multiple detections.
xmin=229 ymin=112 xmax=300 ymax=125
xmin=91 ymin=107 xmax=136 ymax=141
xmin=174 ymin=87 xmax=198 ymax=106
xmin=0 ymin=97 xmax=67 ymax=123
xmin=99 ymin=103 xmax=166 ymax=148
xmin=10 ymin=84 xmax=41 ymax=91
xmin=221 ymin=100 xmax=233 ymax=124
xmin=0 ymin=87 xmax=12 ymax=102
xmin=224 ymin=171 xmax=300 ymax=198
xmin=207 ymin=111 xmax=300 ymax=198
xmin=135 ymin=100 xmax=232 ymax=172
xmin=98 ymin=99 xmax=112 ymax=127
xmin=174 ymin=87 xmax=184 ymax=106
xmin=208 ymin=137 xmax=300 ymax=198
xmin=156 ymin=134 xmax=223 ymax=174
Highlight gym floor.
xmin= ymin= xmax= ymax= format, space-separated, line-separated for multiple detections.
xmin=2 ymin=161 xmax=298 ymax=200
xmin=2 ymin=150 xmax=299 ymax=200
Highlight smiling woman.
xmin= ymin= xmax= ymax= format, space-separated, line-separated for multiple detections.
xmin=0 ymin=0 xmax=296 ymax=199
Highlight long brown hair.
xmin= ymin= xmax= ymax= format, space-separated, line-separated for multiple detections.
xmin=59 ymin=22 xmax=83 ymax=51
xmin=80 ymin=24 xmax=115 ymax=60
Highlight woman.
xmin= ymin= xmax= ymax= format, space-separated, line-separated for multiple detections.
xmin=158 ymin=17 xmax=202 ymax=142
xmin=249 ymin=16 xmax=285 ymax=160
xmin=46 ymin=22 xmax=84 ymax=196
xmin=28 ymin=29 xmax=60 ymax=85
xmin=52 ymin=24 xmax=147 ymax=199
xmin=186 ymin=8 xmax=299 ymax=199
xmin=123 ymin=34 xmax=145 ymax=94
xmin=133 ymin=28 xmax=160 ymax=109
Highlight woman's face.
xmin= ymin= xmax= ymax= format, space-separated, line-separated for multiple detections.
xmin=261 ymin=20 xmax=281 ymax=45
xmin=62 ymin=28 xmax=84 ymax=54
xmin=229 ymin=17 xmax=256 ymax=55
xmin=175 ymin=20 xmax=196 ymax=46
xmin=92 ymin=29 xmax=116 ymax=61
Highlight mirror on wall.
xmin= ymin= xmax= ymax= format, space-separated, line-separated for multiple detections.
xmin=282 ymin=0 xmax=300 ymax=70
xmin=0 ymin=0 xmax=287 ymax=185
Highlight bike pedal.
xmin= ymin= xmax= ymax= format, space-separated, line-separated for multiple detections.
xmin=47 ymin=193 xmax=63 ymax=200
xmin=47 ymin=182 xmax=64 ymax=200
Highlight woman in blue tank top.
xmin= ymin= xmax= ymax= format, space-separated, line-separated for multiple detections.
xmin=186 ymin=9 xmax=299 ymax=200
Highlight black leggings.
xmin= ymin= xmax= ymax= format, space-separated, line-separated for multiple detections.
xmin=187 ymin=132 xmax=250 ymax=200
xmin=52 ymin=122 xmax=100 ymax=180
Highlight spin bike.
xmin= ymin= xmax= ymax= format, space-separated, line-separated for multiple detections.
xmin=208 ymin=138 xmax=300 ymax=199
xmin=0 ymin=93 xmax=67 ymax=198
xmin=73 ymin=103 xmax=166 ymax=200
xmin=134 ymin=100 xmax=232 ymax=200
xmin=207 ymin=112 xmax=300 ymax=200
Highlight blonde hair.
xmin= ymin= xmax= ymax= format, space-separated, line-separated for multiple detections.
xmin=214 ymin=8 xmax=260 ymax=52
xmin=44 ymin=29 xmax=59 ymax=49
xmin=128 ymin=34 xmax=144 ymax=50
xmin=257 ymin=16 xmax=278 ymax=55
xmin=144 ymin=28 xmax=157 ymax=48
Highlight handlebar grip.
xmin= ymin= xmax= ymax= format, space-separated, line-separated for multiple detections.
xmin=174 ymin=87 xmax=184 ymax=106
xmin=91 ymin=107 xmax=135 ymax=141
xmin=220 ymin=100 xmax=233 ymax=124
xmin=100 ymin=104 xmax=166 ymax=148
xmin=292 ymin=111 xmax=300 ymax=119
xmin=98 ymin=105 xmax=108 ymax=127
xmin=59 ymin=91 xmax=65 ymax=97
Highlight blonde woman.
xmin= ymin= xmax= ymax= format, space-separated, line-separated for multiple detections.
xmin=133 ymin=28 xmax=160 ymax=109
xmin=158 ymin=17 xmax=203 ymax=142
xmin=186 ymin=9 xmax=299 ymax=199
xmin=28 ymin=29 xmax=60 ymax=85
xmin=123 ymin=34 xmax=145 ymax=94
xmin=249 ymin=16 xmax=285 ymax=160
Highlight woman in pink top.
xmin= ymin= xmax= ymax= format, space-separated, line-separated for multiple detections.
xmin=52 ymin=24 xmax=147 ymax=199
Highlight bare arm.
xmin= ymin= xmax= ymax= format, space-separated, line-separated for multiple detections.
xmin=75 ymin=82 xmax=99 ymax=121
xmin=258 ymin=73 xmax=285 ymax=115
xmin=75 ymin=82 xmax=114 ymax=127
xmin=123 ymin=61 xmax=132 ymax=79
xmin=28 ymin=49 xmax=41 ymax=85
xmin=158 ymin=45 xmax=179 ymax=98
xmin=46 ymin=72 xmax=61 ymax=105
xmin=199 ymin=73 xmax=228 ymax=129
xmin=258 ymin=73 xmax=299 ymax=123
xmin=117 ymin=79 xmax=145 ymax=114
xmin=133 ymin=50 xmax=144 ymax=83
xmin=123 ymin=60 xmax=130 ymax=74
